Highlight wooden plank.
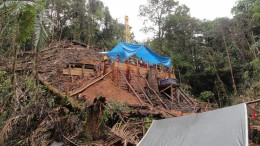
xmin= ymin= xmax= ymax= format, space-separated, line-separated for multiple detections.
xmin=246 ymin=99 xmax=260 ymax=105
xmin=171 ymin=86 xmax=173 ymax=109
xmin=118 ymin=70 xmax=143 ymax=104
xmin=63 ymin=68 xmax=94 ymax=76
xmin=139 ymin=71 xmax=169 ymax=109
xmin=67 ymin=62 xmax=95 ymax=69
xmin=114 ymin=62 xmax=149 ymax=74
xmin=70 ymin=71 xmax=112 ymax=96
xmin=162 ymin=91 xmax=174 ymax=101
xmin=80 ymin=60 xmax=100 ymax=65
xmin=69 ymin=64 xmax=73 ymax=82
xmin=178 ymin=87 xmax=194 ymax=106
xmin=130 ymin=70 xmax=153 ymax=106
xmin=159 ymin=85 xmax=171 ymax=93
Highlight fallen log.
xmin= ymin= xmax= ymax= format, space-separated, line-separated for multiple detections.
xmin=246 ymin=99 xmax=260 ymax=105
xmin=72 ymin=40 xmax=88 ymax=47
xmin=66 ymin=62 xmax=95 ymax=69
xmin=38 ymin=74 xmax=82 ymax=109
xmin=122 ymin=110 xmax=163 ymax=119
xmin=128 ymin=105 xmax=149 ymax=109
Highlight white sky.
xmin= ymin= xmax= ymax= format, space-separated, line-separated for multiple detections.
xmin=101 ymin=0 xmax=238 ymax=41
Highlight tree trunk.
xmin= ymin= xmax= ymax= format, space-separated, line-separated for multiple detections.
xmin=251 ymin=31 xmax=257 ymax=59
xmin=157 ymin=13 xmax=163 ymax=52
xmin=207 ymin=50 xmax=228 ymax=107
xmin=11 ymin=22 xmax=19 ymax=86
xmin=88 ymin=17 xmax=91 ymax=46
xmin=34 ymin=47 xmax=39 ymax=100
xmin=222 ymin=31 xmax=237 ymax=95
xmin=178 ymin=68 xmax=181 ymax=85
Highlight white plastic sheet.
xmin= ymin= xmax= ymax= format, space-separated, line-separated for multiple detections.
xmin=138 ymin=104 xmax=248 ymax=146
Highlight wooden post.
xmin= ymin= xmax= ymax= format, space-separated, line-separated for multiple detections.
xmin=142 ymin=120 xmax=145 ymax=135
xmin=117 ymin=62 xmax=120 ymax=88
xmin=177 ymin=89 xmax=180 ymax=104
xmin=127 ymin=66 xmax=131 ymax=92
xmin=69 ymin=64 xmax=74 ymax=82
xmin=124 ymin=140 xmax=128 ymax=146
xmin=137 ymin=62 xmax=140 ymax=86
xmin=103 ymin=61 xmax=106 ymax=75
xmin=171 ymin=86 xmax=173 ymax=109
xmin=112 ymin=62 xmax=115 ymax=81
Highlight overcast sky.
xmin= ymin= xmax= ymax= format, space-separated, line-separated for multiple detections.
xmin=101 ymin=0 xmax=238 ymax=41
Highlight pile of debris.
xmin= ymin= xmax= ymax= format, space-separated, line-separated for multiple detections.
xmin=11 ymin=41 xmax=146 ymax=106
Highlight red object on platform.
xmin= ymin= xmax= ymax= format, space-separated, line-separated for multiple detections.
xmin=252 ymin=113 xmax=257 ymax=119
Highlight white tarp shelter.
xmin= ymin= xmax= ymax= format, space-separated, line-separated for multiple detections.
xmin=138 ymin=104 xmax=248 ymax=146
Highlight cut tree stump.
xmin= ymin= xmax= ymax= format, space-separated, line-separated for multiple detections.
xmin=147 ymin=69 xmax=158 ymax=93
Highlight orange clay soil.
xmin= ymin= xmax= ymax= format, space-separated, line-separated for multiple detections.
xmin=80 ymin=76 xmax=141 ymax=105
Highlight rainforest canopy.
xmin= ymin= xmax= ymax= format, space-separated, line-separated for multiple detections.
xmin=107 ymin=42 xmax=171 ymax=67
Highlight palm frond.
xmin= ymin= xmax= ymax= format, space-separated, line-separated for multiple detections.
xmin=0 ymin=1 xmax=34 ymax=9
xmin=0 ymin=1 xmax=35 ymax=19
xmin=0 ymin=115 xmax=25 ymax=144
xmin=34 ymin=8 xmax=55 ymax=50
xmin=34 ymin=16 xmax=47 ymax=50
xmin=107 ymin=122 xmax=141 ymax=145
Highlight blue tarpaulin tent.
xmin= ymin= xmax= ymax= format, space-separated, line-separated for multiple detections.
xmin=107 ymin=42 xmax=171 ymax=67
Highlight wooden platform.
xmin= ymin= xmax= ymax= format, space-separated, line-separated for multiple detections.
xmin=111 ymin=62 xmax=175 ymax=79
xmin=108 ymin=61 xmax=176 ymax=93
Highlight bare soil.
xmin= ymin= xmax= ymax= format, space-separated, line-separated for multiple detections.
xmin=81 ymin=76 xmax=141 ymax=105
